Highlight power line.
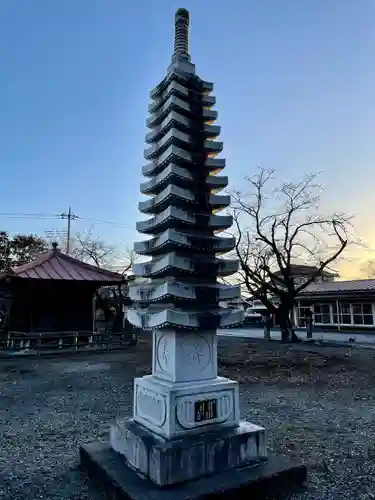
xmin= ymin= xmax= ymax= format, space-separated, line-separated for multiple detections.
xmin=0 ymin=207 xmax=136 ymax=262
xmin=0 ymin=212 xmax=130 ymax=228
xmin=0 ymin=212 xmax=55 ymax=216
xmin=77 ymin=216 xmax=130 ymax=229
xmin=0 ymin=213 xmax=59 ymax=219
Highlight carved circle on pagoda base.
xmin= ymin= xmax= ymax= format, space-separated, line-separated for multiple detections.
xmin=179 ymin=334 xmax=211 ymax=374
xmin=155 ymin=331 xmax=212 ymax=377
xmin=156 ymin=333 xmax=171 ymax=374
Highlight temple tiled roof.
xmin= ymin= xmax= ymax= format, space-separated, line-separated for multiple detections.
xmin=300 ymin=279 xmax=375 ymax=295
xmin=1 ymin=248 xmax=125 ymax=283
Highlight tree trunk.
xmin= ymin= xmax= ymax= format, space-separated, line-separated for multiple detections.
xmin=279 ymin=304 xmax=301 ymax=343
xmin=263 ymin=325 xmax=271 ymax=341
xmin=263 ymin=315 xmax=271 ymax=341
xmin=291 ymin=329 xmax=301 ymax=343
xmin=306 ymin=318 xmax=313 ymax=339
xmin=112 ymin=311 xmax=123 ymax=333
xmin=124 ymin=318 xmax=138 ymax=345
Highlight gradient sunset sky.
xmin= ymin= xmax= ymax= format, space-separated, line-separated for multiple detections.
xmin=0 ymin=0 xmax=374 ymax=278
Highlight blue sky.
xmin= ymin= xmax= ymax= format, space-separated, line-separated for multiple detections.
xmin=0 ymin=0 xmax=374 ymax=276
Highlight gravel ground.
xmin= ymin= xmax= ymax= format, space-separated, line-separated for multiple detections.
xmin=1 ymin=338 xmax=375 ymax=499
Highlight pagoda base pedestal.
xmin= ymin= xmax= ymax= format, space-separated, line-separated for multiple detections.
xmin=131 ymin=374 xmax=240 ymax=439
xmin=80 ymin=421 xmax=307 ymax=499
xmin=110 ymin=418 xmax=267 ymax=486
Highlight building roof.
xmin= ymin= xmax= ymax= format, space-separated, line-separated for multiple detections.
xmin=1 ymin=246 xmax=125 ymax=283
xmin=300 ymin=279 xmax=375 ymax=296
xmin=274 ymin=264 xmax=338 ymax=278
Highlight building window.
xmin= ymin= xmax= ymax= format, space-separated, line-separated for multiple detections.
xmin=313 ymin=304 xmax=331 ymax=324
xmin=339 ymin=303 xmax=351 ymax=325
xmin=332 ymin=302 xmax=338 ymax=324
xmin=299 ymin=302 xmax=374 ymax=327
xmin=352 ymin=304 xmax=373 ymax=326
xmin=297 ymin=305 xmax=311 ymax=327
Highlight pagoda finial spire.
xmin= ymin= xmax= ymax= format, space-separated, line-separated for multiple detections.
xmin=172 ymin=8 xmax=191 ymax=63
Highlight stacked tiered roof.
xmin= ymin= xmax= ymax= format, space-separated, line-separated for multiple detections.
xmin=128 ymin=8 xmax=243 ymax=332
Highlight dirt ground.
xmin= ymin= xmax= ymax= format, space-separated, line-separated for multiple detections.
xmin=1 ymin=338 xmax=375 ymax=499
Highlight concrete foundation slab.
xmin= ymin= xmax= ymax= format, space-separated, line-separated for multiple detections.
xmin=80 ymin=441 xmax=307 ymax=500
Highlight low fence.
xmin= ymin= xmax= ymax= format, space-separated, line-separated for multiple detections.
xmin=0 ymin=329 xmax=138 ymax=356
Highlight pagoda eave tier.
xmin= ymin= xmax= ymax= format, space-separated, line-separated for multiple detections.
xmin=141 ymin=145 xmax=225 ymax=178
xmin=144 ymin=133 xmax=223 ymax=161
xmin=129 ymin=281 xmax=241 ymax=303
xmin=134 ymin=229 xmax=235 ymax=255
xmin=145 ymin=113 xmax=220 ymax=144
xmin=142 ymin=156 xmax=225 ymax=178
xmin=132 ymin=254 xmax=238 ymax=278
xmin=127 ymin=307 xmax=244 ymax=330
xmin=149 ymin=69 xmax=213 ymax=100
xmin=148 ymin=80 xmax=216 ymax=114
xmin=146 ymin=95 xmax=217 ymax=129
xmin=139 ymin=186 xmax=230 ymax=215
xmin=136 ymin=208 xmax=232 ymax=234
xmin=140 ymin=163 xmax=228 ymax=196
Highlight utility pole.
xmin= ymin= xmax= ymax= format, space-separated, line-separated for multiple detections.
xmin=60 ymin=207 xmax=79 ymax=254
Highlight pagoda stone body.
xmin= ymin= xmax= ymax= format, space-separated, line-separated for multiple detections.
xmin=109 ymin=8 xmax=267 ymax=488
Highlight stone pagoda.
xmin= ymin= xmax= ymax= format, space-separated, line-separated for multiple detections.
xmin=80 ymin=8 xmax=306 ymax=498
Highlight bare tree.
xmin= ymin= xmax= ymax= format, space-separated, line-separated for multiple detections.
xmin=65 ymin=228 xmax=135 ymax=273
xmin=69 ymin=229 xmax=116 ymax=269
xmin=230 ymin=167 xmax=352 ymax=342
xmin=361 ymin=259 xmax=375 ymax=279
xmin=64 ymin=229 xmax=138 ymax=337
